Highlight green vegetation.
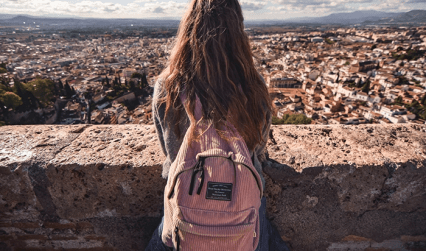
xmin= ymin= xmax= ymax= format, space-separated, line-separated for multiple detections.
xmin=130 ymin=72 xmax=149 ymax=88
xmin=347 ymin=81 xmax=358 ymax=88
xmin=344 ymin=61 xmax=350 ymax=66
xmin=393 ymin=96 xmax=404 ymax=106
xmin=0 ymin=63 xmax=7 ymax=74
xmin=0 ymin=92 xmax=23 ymax=109
xmin=392 ymin=48 xmax=425 ymax=61
xmin=26 ymin=78 xmax=56 ymax=106
xmin=371 ymin=44 xmax=377 ymax=50
xmin=361 ymin=80 xmax=370 ymax=93
xmin=0 ymin=121 xmax=5 ymax=126
xmin=397 ymin=76 xmax=410 ymax=85
xmin=0 ymin=77 xmax=64 ymax=113
xmin=325 ymin=38 xmax=335 ymax=45
xmin=108 ymin=73 xmax=149 ymax=99
xmin=272 ymin=114 xmax=312 ymax=125
xmin=392 ymin=95 xmax=426 ymax=120
xmin=131 ymin=72 xmax=143 ymax=79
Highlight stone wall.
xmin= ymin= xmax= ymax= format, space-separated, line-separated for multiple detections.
xmin=0 ymin=124 xmax=425 ymax=251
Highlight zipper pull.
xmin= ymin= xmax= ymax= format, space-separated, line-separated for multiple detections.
xmin=196 ymin=167 xmax=205 ymax=195
xmin=175 ymin=227 xmax=180 ymax=251
xmin=253 ymin=231 xmax=257 ymax=237
xmin=188 ymin=167 xmax=198 ymax=196
xmin=189 ymin=158 xmax=205 ymax=196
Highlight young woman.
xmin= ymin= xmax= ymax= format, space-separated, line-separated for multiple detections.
xmin=146 ymin=0 xmax=290 ymax=250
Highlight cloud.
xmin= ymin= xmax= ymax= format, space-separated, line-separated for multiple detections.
xmin=1 ymin=0 xmax=424 ymax=19
xmin=0 ymin=0 xmax=188 ymax=18
xmin=240 ymin=0 xmax=267 ymax=11
xmin=153 ymin=6 xmax=165 ymax=13
xmin=356 ymin=0 xmax=422 ymax=12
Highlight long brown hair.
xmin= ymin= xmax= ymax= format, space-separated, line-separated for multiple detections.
xmin=159 ymin=0 xmax=271 ymax=151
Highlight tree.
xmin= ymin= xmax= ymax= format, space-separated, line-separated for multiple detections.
xmin=129 ymin=80 xmax=136 ymax=91
xmin=0 ymin=68 xmax=6 ymax=74
xmin=141 ymin=72 xmax=149 ymax=88
xmin=0 ymin=80 xmax=9 ymax=93
xmin=12 ymin=80 xmax=38 ymax=110
xmin=113 ymin=76 xmax=119 ymax=87
xmin=421 ymin=94 xmax=426 ymax=106
xmin=394 ymin=96 xmax=403 ymax=105
xmin=105 ymin=76 xmax=110 ymax=87
xmin=58 ymin=79 xmax=64 ymax=90
xmin=325 ymin=38 xmax=335 ymax=45
xmin=361 ymin=80 xmax=370 ymax=93
xmin=64 ymin=82 xmax=73 ymax=99
xmin=0 ymin=92 xmax=23 ymax=109
xmin=131 ymin=72 xmax=143 ymax=79
xmin=26 ymin=78 xmax=56 ymax=107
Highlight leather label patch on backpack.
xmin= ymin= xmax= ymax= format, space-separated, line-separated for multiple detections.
xmin=206 ymin=182 xmax=233 ymax=201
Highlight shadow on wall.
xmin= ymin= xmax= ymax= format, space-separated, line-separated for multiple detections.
xmin=0 ymin=124 xmax=425 ymax=251
xmin=263 ymin=158 xmax=426 ymax=251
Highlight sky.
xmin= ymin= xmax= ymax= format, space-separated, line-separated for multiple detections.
xmin=0 ymin=0 xmax=425 ymax=20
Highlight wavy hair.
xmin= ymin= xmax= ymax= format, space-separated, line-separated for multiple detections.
xmin=159 ymin=0 xmax=271 ymax=151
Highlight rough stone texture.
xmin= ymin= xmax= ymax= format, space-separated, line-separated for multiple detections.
xmin=1 ymin=124 xmax=425 ymax=251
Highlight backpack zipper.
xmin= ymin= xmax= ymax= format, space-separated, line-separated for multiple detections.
xmin=196 ymin=167 xmax=205 ymax=195
xmin=189 ymin=157 xmax=205 ymax=196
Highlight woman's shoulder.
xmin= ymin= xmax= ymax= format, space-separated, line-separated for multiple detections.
xmin=258 ymin=73 xmax=266 ymax=84
xmin=153 ymin=77 xmax=166 ymax=100
xmin=154 ymin=77 xmax=164 ymax=91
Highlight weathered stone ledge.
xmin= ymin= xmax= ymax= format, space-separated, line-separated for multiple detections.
xmin=0 ymin=124 xmax=425 ymax=251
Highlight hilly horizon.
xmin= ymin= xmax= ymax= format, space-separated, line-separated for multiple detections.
xmin=1 ymin=9 xmax=425 ymax=27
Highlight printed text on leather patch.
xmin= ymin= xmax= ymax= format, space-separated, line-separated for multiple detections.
xmin=206 ymin=182 xmax=233 ymax=201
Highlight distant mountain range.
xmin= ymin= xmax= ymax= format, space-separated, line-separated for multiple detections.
xmin=246 ymin=10 xmax=426 ymax=25
xmin=1 ymin=9 xmax=425 ymax=28
xmin=0 ymin=14 xmax=180 ymax=29
xmin=377 ymin=10 xmax=426 ymax=23
xmin=284 ymin=10 xmax=404 ymax=24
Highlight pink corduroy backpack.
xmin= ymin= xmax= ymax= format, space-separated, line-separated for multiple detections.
xmin=161 ymin=93 xmax=263 ymax=251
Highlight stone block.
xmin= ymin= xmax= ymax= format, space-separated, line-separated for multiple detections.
xmin=0 ymin=124 xmax=425 ymax=251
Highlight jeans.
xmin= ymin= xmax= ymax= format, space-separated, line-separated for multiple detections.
xmin=145 ymin=197 xmax=290 ymax=251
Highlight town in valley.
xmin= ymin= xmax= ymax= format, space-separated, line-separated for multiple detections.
xmin=1 ymin=15 xmax=425 ymax=127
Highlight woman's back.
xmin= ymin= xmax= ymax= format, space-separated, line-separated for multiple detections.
xmin=146 ymin=0 xmax=290 ymax=250
xmin=152 ymin=79 xmax=270 ymax=188
xmin=156 ymin=0 xmax=271 ymax=153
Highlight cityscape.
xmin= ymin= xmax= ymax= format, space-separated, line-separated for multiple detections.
xmin=0 ymin=6 xmax=426 ymax=251
xmin=0 ymin=12 xmax=425 ymax=127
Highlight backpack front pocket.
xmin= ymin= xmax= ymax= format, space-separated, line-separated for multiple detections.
xmin=174 ymin=218 xmax=256 ymax=251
